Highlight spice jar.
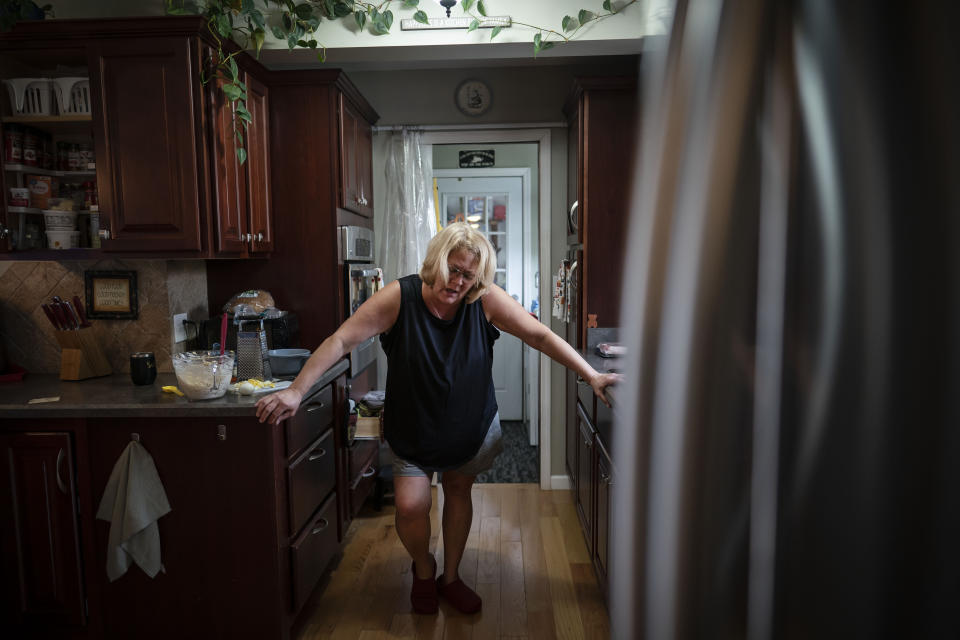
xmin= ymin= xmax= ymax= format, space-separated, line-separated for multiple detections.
xmin=78 ymin=141 xmax=94 ymax=168
xmin=83 ymin=180 xmax=98 ymax=209
xmin=3 ymin=124 xmax=23 ymax=164
xmin=67 ymin=143 xmax=80 ymax=171
xmin=22 ymin=127 xmax=38 ymax=166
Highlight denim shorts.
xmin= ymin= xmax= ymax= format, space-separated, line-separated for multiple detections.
xmin=391 ymin=413 xmax=503 ymax=479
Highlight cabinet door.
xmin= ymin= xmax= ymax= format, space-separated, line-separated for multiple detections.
xmin=594 ymin=437 xmax=612 ymax=600
xmin=209 ymin=65 xmax=249 ymax=255
xmin=245 ymin=72 xmax=273 ymax=253
xmin=566 ymin=369 xmax=578 ymax=480
xmin=0 ymin=432 xmax=85 ymax=627
xmin=338 ymin=95 xmax=360 ymax=213
xmin=92 ymin=37 xmax=202 ymax=251
xmin=355 ymin=115 xmax=374 ymax=218
xmin=575 ymin=402 xmax=595 ymax=555
xmin=566 ymin=100 xmax=582 ymax=242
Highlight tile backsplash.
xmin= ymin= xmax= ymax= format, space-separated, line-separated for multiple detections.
xmin=0 ymin=259 xmax=207 ymax=374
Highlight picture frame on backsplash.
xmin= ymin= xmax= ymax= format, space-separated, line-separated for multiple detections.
xmin=84 ymin=270 xmax=139 ymax=319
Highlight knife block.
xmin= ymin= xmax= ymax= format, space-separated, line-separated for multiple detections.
xmin=55 ymin=327 xmax=112 ymax=380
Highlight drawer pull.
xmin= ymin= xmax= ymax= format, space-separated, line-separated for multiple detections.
xmin=361 ymin=465 xmax=377 ymax=479
xmin=308 ymin=448 xmax=327 ymax=461
xmin=306 ymin=404 xmax=325 ymax=413
xmin=311 ymin=518 xmax=329 ymax=535
xmin=583 ymin=436 xmax=592 ymax=448
xmin=55 ymin=448 xmax=67 ymax=495
xmin=600 ymin=472 xmax=611 ymax=485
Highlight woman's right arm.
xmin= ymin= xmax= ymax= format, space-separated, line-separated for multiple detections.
xmin=255 ymin=280 xmax=401 ymax=424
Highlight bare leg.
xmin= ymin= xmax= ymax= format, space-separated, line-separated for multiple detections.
xmin=394 ymin=474 xmax=435 ymax=579
xmin=439 ymin=469 xmax=476 ymax=584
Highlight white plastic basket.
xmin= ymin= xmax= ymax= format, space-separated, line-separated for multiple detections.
xmin=51 ymin=77 xmax=91 ymax=115
xmin=4 ymin=78 xmax=54 ymax=116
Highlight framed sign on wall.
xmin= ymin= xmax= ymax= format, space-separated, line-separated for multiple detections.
xmin=84 ymin=270 xmax=139 ymax=319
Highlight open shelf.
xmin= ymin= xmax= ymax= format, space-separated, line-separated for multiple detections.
xmin=4 ymin=163 xmax=96 ymax=176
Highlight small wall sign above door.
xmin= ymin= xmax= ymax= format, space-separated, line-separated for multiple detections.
xmin=459 ymin=150 xmax=495 ymax=168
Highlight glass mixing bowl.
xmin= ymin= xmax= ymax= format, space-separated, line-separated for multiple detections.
xmin=171 ymin=350 xmax=235 ymax=400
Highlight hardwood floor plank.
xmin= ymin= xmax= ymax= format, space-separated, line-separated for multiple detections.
xmin=501 ymin=483 xmax=523 ymax=542
xmin=520 ymin=488 xmax=558 ymax=640
xmin=541 ymin=516 xmax=586 ymax=640
xmin=570 ymin=563 xmax=609 ymax=640
xmin=472 ymin=581 xmax=500 ymax=640
xmin=554 ymin=499 xmax=590 ymax=564
xmin=501 ymin=540 xmax=528 ymax=637
xmin=480 ymin=484 xmax=502 ymax=518
xmin=389 ymin=613 xmax=418 ymax=638
xmin=413 ymin=608 xmax=446 ymax=640
xmin=477 ymin=516 xmax=502 ymax=584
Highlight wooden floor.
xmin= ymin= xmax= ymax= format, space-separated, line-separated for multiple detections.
xmin=295 ymin=483 xmax=610 ymax=640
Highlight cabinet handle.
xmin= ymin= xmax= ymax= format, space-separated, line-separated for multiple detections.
xmin=55 ymin=448 xmax=68 ymax=495
xmin=0 ymin=223 xmax=9 ymax=239
xmin=243 ymin=233 xmax=252 ymax=242
xmin=306 ymin=403 xmax=325 ymax=412
xmin=311 ymin=518 xmax=329 ymax=535
xmin=308 ymin=448 xmax=327 ymax=461
xmin=600 ymin=472 xmax=611 ymax=485
xmin=256 ymin=232 xmax=263 ymax=242
xmin=569 ymin=200 xmax=579 ymax=232
xmin=583 ymin=435 xmax=592 ymax=448
xmin=361 ymin=465 xmax=377 ymax=479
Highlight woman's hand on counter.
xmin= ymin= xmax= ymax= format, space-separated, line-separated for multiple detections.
xmin=256 ymin=387 xmax=304 ymax=424
xmin=590 ymin=372 xmax=622 ymax=408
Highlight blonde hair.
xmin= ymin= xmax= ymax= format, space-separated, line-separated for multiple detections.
xmin=420 ymin=222 xmax=496 ymax=303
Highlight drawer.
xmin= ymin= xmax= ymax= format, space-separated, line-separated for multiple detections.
xmin=349 ymin=454 xmax=378 ymax=518
xmin=286 ymin=384 xmax=334 ymax=458
xmin=577 ymin=375 xmax=595 ymax=424
xmin=347 ymin=438 xmax=378 ymax=480
xmin=290 ymin=492 xmax=338 ymax=613
xmin=288 ymin=428 xmax=336 ymax=536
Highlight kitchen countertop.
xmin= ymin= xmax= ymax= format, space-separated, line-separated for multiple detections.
xmin=0 ymin=358 xmax=349 ymax=419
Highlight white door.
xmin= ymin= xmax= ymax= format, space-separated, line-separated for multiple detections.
xmin=436 ymin=175 xmax=524 ymax=420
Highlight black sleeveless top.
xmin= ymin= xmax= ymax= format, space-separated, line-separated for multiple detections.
xmin=380 ymin=274 xmax=500 ymax=470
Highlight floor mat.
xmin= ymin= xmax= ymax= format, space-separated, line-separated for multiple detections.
xmin=475 ymin=420 xmax=538 ymax=483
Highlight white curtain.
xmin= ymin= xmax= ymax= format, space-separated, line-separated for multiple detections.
xmin=377 ymin=128 xmax=437 ymax=284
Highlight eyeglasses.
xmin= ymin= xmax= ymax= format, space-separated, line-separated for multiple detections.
xmin=447 ymin=264 xmax=477 ymax=283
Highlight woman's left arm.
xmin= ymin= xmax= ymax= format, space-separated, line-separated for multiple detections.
xmin=482 ymin=285 xmax=620 ymax=406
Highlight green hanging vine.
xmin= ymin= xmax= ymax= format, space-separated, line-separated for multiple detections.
xmin=170 ymin=0 xmax=639 ymax=163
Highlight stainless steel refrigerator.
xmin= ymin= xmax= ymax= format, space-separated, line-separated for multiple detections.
xmin=611 ymin=1 xmax=960 ymax=638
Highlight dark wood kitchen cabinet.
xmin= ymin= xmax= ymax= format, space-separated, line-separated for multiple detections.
xmin=575 ymin=402 xmax=596 ymax=556
xmin=0 ymin=17 xmax=274 ymax=258
xmin=338 ymin=94 xmax=374 ymax=218
xmin=563 ymin=77 xmax=638 ymax=348
xmin=0 ymin=431 xmax=85 ymax=629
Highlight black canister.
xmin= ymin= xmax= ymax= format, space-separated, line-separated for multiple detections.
xmin=130 ymin=352 xmax=157 ymax=385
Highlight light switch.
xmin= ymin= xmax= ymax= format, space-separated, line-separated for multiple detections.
xmin=173 ymin=313 xmax=187 ymax=343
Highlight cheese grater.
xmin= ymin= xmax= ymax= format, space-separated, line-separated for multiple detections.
xmin=236 ymin=318 xmax=272 ymax=381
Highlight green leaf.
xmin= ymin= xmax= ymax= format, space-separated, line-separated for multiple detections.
xmin=227 ymin=56 xmax=239 ymax=81
xmin=294 ymin=3 xmax=313 ymax=19
xmin=371 ymin=20 xmax=390 ymax=35
xmin=578 ymin=9 xmax=593 ymax=24
xmin=296 ymin=39 xmax=309 ymax=47
xmin=281 ymin=12 xmax=292 ymax=30
xmin=562 ymin=15 xmax=573 ymax=31
xmin=370 ymin=7 xmax=379 ymax=21
xmin=382 ymin=10 xmax=393 ymax=29
xmin=222 ymin=83 xmax=242 ymax=101
xmin=252 ymin=28 xmax=265 ymax=56
xmin=323 ymin=0 xmax=336 ymax=18
xmin=354 ymin=10 xmax=366 ymax=29
xmin=249 ymin=9 xmax=265 ymax=28
xmin=414 ymin=10 xmax=429 ymax=24
xmin=490 ymin=25 xmax=502 ymax=40
xmin=467 ymin=18 xmax=479 ymax=32
xmin=216 ymin=12 xmax=232 ymax=37
xmin=317 ymin=48 xmax=327 ymax=62
xmin=287 ymin=34 xmax=298 ymax=49
xmin=241 ymin=0 xmax=254 ymax=11
xmin=477 ymin=0 xmax=487 ymax=17
xmin=402 ymin=0 xmax=419 ymax=8
xmin=271 ymin=25 xmax=286 ymax=39
xmin=334 ymin=2 xmax=353 ymax=17
xmin=461 ymin=0 xmax=474 ymax=12
xmin=236 ymin=106 xmax=253 ymax=123
xmin=540 ymin=41 xmax=555 ymax=51
xmin=603 ymin=0 xmax=612 ymax=10
xmin=236 ymin=147 xmax=247 ymax=165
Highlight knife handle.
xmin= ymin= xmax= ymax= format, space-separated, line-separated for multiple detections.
xmin=72 ymin=296 xmax=89 ymax=327
xmin=41 ymin=303 xmax=61 ymax=330
xmin=64 ymin=301 xmax=82 ymax=330
xmin=50 ymin=302 xmax=72 ymax=330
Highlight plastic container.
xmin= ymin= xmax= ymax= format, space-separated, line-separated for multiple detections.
xmin=3 ymin=78 xmax=54 ymax=116
xmin=42 ymin=209 xmax=78 ymax=229
xmin=172 ymin=351 xmax=236 ymax=400
xmin=46 ymin=229 xmax=78 ymax=249
xmin=267 ymin=348 xmax=311 ymax=376
xmin=51 ymin=77 xmax=91 ymax=115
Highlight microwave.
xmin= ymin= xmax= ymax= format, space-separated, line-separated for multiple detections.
xmin=338 ymin=225 xmax=374 ymax=263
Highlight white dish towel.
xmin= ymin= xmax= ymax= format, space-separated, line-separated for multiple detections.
xmin=95 ymin=440 xmax=172 ymax=582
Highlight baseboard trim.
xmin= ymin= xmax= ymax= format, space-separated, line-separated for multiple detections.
xmin=550 ymin=475 xmax=571 ymax=490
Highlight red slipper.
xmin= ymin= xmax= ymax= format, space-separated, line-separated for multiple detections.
xmin=410 ymin=556 xmax=438 ymax=614
xmin=437 ymin=576 xmax=482 ymax=614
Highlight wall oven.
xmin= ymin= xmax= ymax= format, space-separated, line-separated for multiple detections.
xmin=339 ymin=225 xmax=381 ymax=377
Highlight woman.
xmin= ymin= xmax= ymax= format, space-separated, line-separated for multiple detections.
xmin=256 ymin=222 xmax=618 ymax=615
